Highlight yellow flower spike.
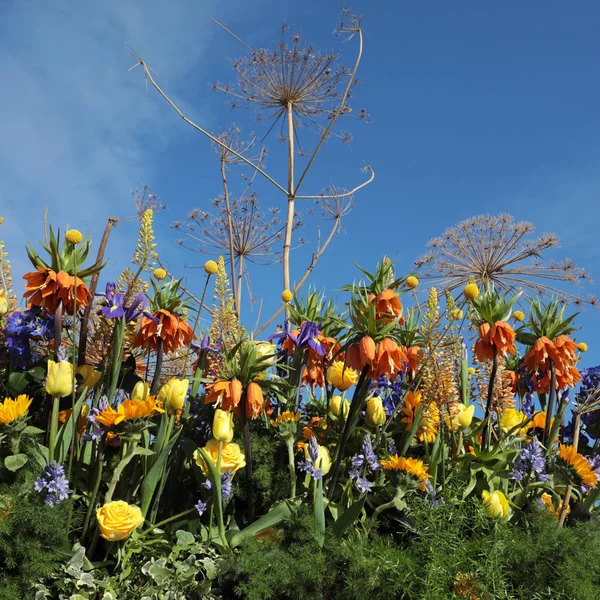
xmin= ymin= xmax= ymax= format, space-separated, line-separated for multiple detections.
xmin=65 ymin=229 xmax=83 ymax=245
xmin=482 ymin=490 xmax=510 ymax=519
xmin=158 ymin=377 xmax=189 ymax=413
xmin=406 ymin=276 xmax=419 ymax=289
xmin=204 ymin=260 xmax=218 ymax=275
xmin=513 ymin=310 xmax=525 ymax=322
xmin=281 ymin=289 xmax=293 ymax=303
xmin=463 ymin=283 xmax=480 ymax=300
xmin=326 ymin=361 xmax=358 ymax=391
xmin=153 ymin=268 xmax=167 ymax=280
xmin=212 ymin=409 xmax=234 ymax=443
xmin=449 ymin=308 xmax=464 ymax=320
xmin=578 ymin=342 xmax=588 ymax=352
xmin=46 ymin=360 xmax=74 ymax=398
xmin=0 ymin=395 xmax=33 ymax=425
xmin=330 ymin=395 xmax=350 ymax=420
xmin=96 ymin=501 xmax=144 ymax=541
xmin=366 ymin=396 xmax=386 ymax=427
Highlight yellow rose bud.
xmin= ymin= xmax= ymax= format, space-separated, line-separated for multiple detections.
xmin=366 ymin=397 xmax=386 ymax=427
xmin=449 ymin=404 xmax=475 ymax=431
xmin=326 ymin=361 xmax=358 ymax=391
xmin=406 ymin=276 xmax=419 ymax=289
xmin=153 ymin=268 xmax=167 ymax=280
xmin=513 ymin=310 xmax=525 ymax=322
xmin=482 ymin=490 xmax=510 ymax=519
xmin=330 ymin=395 xmax=350 ymax=419
xmin=96 ymin=500 xmax=144 ymax=541
xmin=213 ymin=409 xmax=234 ymax=443
xmin=578 ymin=342 xmax=588 ymax=352
xmin=76 ymin=364 xmax=102 ymax=389
xmin=65 ymin=229 xmax=83 ymax=245
xmin=46 ymin=360 xmax=74 ymax=398
xmin=194 ymin=439 xmax=246 ymax=475
xmin=450 ymin=308 xmax=464 ymax=320
xmin=158 ymin=377 xmax=189 ymax=413
xmin=131 ymin=380 xmax=150 ymax=401
xmin=204 ymin=260 xmax=218 ymax=275
xmin=304 ymin=443 xmax=331 ymax=476
xmin=281 ymin=289 xmax=293 ymax=303
xmin=464 ymin=283 xmax=480 ymax=300
xmin=0 ymin=291 xmax=8 ymax=316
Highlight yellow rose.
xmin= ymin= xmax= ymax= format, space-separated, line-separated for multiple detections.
xmin=281 ymin=289 xmax=293 ymax=303
xmin=449 ymin=404 xmax=475 ymax=431
xmin=365 ymin=397 xmax=386 ymax=427
xmin=213 ymin=409 xmax=234 ymax=443
xmin=204 ymin=260 xmax=218 ymax=275
xmin=464 ymin=283 xmax=480 ymax=300
xmin=194 ymin=439 xmax=246 ymax=475
xmin=0 ymin=291 xmax=8 ymax=316
xmin=76 ymin=364 xmax=102 ymax=389
xmin=482 ymin=490 xmax=510 ymax=519
xmin=304 ymin=443 xmax=331 ymax=476
xmin=158 ymin=378 xmax=189 ymax=412
xmin=131 ymin=381 xmax=150 ymax=401
xmin=96 ymin=500 xmax=144 ymax=541
xmin=330 ymin=395 xmax=350 ymax=419
xmin=500 ymin=408 xmax=530 ymax=434
xmin=46 ymin=360 xmax=74 ymax=398
xmin=326 ymin=361 xmax=358 ymax=391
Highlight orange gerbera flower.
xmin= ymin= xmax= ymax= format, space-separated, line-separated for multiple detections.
xmin=204 ymin=379 xmax=242 ymax=412
xmin=133 ymin=309 xmax=194 ymax=353
xmin=246 ymin=382 xmax=264 ymax=419
xmin=23 ymin=266 xmax=91 ymax=315
xmin=474 ymin=321 xmax=516 ymax=362
xmin=372 ymin=289 xmax=404 ymax=326
xmin=380 ymin=454 xmax=431 ymax=490
xmin=373 ymin=338 xmax=408 ymax=379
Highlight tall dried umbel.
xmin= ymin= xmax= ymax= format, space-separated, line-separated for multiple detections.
xmin=416 ymin=214 xmax=594 ymax=307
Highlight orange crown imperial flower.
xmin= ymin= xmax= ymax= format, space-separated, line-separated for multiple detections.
xmin=204 ymin=379 xmax=243 ymax=412
xmin=373 ymin=338 xmax=408 ymax=379
xmin=133 ymin=309 xmax=194 ymax=354
xmin=474 ymin=321 xmax=516 ymax=362
xmin=24 ymin=267 xmax=91 ymax=315
xmin=246 ymin=381 xmax=264 ymax=419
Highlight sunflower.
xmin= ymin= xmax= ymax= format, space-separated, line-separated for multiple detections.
xmin=95 ymin=397 xmax=164 ymax=429
xmin=270 ymin=411 xmax=301 ymax=427
xmin=529 ymin=411 xmax=555 ymax=436
xmin=558 ymin=444 xmax=598 ymax=488
xmin=133 ymin=309 xmax=194 ymax=354
xmin=0 ymin=395 xmax=33 ymax=425
xmin=401 ymin=390 xmax=440 ymax=443
xmin=539 ymin=492 xmax=570 ymax=521
xmin=380 ymin=454 xmax=431 ymax=489
xmin=23 ymin=266 xmax=91 ymax=315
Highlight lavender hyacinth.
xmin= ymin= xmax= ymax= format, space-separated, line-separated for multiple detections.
xmin=195 ymin=499 xmax=207 ymax=516
xmin=298 ymin=436 xmax=324 ymax=480
xmin=34 ymin=461 xmax=72 ymax=507
xmin=512 ymin=438 xmax=549 ymax=483
xmin=201 ymin=471 xmax=233 ymax=502
xmin=348 ymin=434 xmax=380 ymax=494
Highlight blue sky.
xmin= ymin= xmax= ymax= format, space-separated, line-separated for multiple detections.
xmin=1 ymin=0 xmax=599 ymax=365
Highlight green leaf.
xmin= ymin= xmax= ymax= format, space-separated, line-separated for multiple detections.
xmin=54 ymin=386 xmax=88 ymax=464
xmin=331 ymin=496 xmax=366 ymax=538
xmin=22 ymin=426 xmax=45 ymax=436
xmin=176 ymin=530 xmax=195 ymax=547
xmin=27 ymin=365 xmax=47 ymax=381
xmin=314 ymin=478 xmax=325 ymax=547
xmin=7 ymin=371 xmax=29 ymax=395
xmin=134 ymin=447 xmax=155 ymax=456
xmin=5 ymin=453 xmax=28 ymax=471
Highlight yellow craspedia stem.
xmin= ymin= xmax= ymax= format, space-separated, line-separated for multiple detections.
xmin=406 ymin=276 xmax=419 ymax=289
xmin=578 ymin=342 xmax=588 ymax=352
xmin=204 ymin=260 xmax=218 ymax=275
xmin=464 ymin=283 xmax=480 ymax=300
xmin=513 ymin=310 xmax=525 ymax=322
xmin=65 ymin=229 xmax=83 ymax=245
xmin=153 ymin=268 xmax=167 ymax=280
xmin=281 ymin=289 xmax=293 ymax=303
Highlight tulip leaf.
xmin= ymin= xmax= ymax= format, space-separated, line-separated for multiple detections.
xmin=21 ymin=425 xmax=45 ymax=436
xmin=331 ymin=496 xmax=366 ymax=538
xmin=314 ymin=478 xmax=325 ymax=547
xmin=55 ymin=387 xmax=88 ymax=464
xmin=5 ymin=453 xmax=28 ymax=471
xmin=134 ymin=447 xmax=155 ymax=456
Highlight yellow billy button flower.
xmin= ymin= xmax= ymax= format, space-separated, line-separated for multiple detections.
xmin=131 ymin=380 xmax=150 ymax=401
xmin=281 ymin=289 xmax=293 ymax=303
xmin=482 ymin=490 xmax=510 ymax=519
xmin=153 ymin=268 xmax=167 ymax=280
xmin=204 ymin=260 xmax=218 ymax=275
xmin=468 ymin=367 xmax=476 ymax=376
xmin=406 ymin=276 xmax=419 ymax=289
xmin=330 ymin=395 xmax=350 ymax=419
xmin=366 ymin=396 xmax=386 ymax=427
xmin=449 ymin=404 xmax=475 ymax=431
xmin=76 ymin=364 xmax=102 ymax=389
xmin=65 ymin=229 xmax=83 ymax=245
xmin=326 ymin=361 xmax=358 ymax=391
xmin=513 ymin=310 xmax=525 ymax=322
xmin=578 ymin=342 xmax=588 ymax=352
xmin=449 ymin=308 xmax=464 ymax=320
xmin=463 ymin=283 xmax=480 ymax=300
xmin=96 ymin=501 xmax=144 ymax=541
xmin=46 ymin=360 xmax=74 ymax=398
xmin=194 ymin=439 xmax=246 ymax=475
xmin=304 ymin=443 xmax=331 ymax=476
xmin=0 ymin=395 xmax=33 ymax=425
xmin=213 ymin=409 xmax=234 ymax=443
xmin=0 ymin=291 xmax=8 ymax=316
xmin=158 ymin=378 xmax=189 ymax=413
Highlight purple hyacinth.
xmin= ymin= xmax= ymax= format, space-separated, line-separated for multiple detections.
xmin=34 ymin=461 xmax=71 ymax=507
xmin=298 ymin=436 xmax=324 ymax=480
xmin=195 ymin=499 xmax=207 ymax=516
xmin=348 ymin=434 xmax=380 ymax=494
xmin=221 ymin=471 xmax=233 ymax=502
xmin=512 ymin=438 xmax=548 ymax=483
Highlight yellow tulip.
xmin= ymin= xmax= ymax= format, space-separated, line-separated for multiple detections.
xmin=96 ymin=501 xmax=144 ymax=541
xmin=449 ymin=404 xmax=475 ymax=431
xmin=76 ymin=364 xmax=102 ymax=389
xmin=330 ymin=395 xmax=350 ymax=419
xmin=482 ymin=490 xmax=510 ymax=519
xmin=46 ymin=360 xmax=74 ymax=398
xmin=366 ymin=397 xmax=386 ymax=427
xmin=158 ymin=378 xmax=189 ymax=412
xmin=304 ymin=443 xmax=331 ymax=476
xmin=213 ymin=409 xmax=234 ymax=443
xmin=500 ymin=408 xmax=530 ymax=434
xmin=131 ymin=381 xmax=150 ymax=401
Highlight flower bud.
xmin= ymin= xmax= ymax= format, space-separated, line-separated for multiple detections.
xmin=366 ymin=396 xmax=386 ymax=427
xmin=158 ymin=378 xmax=189 ymax=412
xmin=330 ymin=395 xmax=350 ymax=419
xmin=213 ymin=409 xmax=234 ymax=442
xmin=46 ymin=360 xmax=74 ymax=398
xmin=482 ymin=490 xmax=510 ymax=519
xmin=131 ymin=380 xmax=150 ymax=401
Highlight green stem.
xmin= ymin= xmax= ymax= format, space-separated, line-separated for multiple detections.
xmin=108 ymin=319 xmax=125 ymax=404
xmin=82 ymin=441 xmax=104 ymax=539
xmin=105 ymin=439 xmax=138 ymax=503
xmin=216 ymin=441 xmax=228 ymax=548
xmin=543 ymin=361 xmax=557 ymax=446
xmin=482 ymin=347 xmax=499 ymax=451
xmin=48 ymin=396 xmax=61 ymax=462
xmin=137 ymin=508 xmax=197 ymax=541
xmin=286 ymin=438 xmax=297 ymax=497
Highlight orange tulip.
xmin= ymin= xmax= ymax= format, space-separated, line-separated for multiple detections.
xmin=373 ymin=338 xmax=408 ymax=378
xmin=246 ymin=382 xmax=264 ymax=419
